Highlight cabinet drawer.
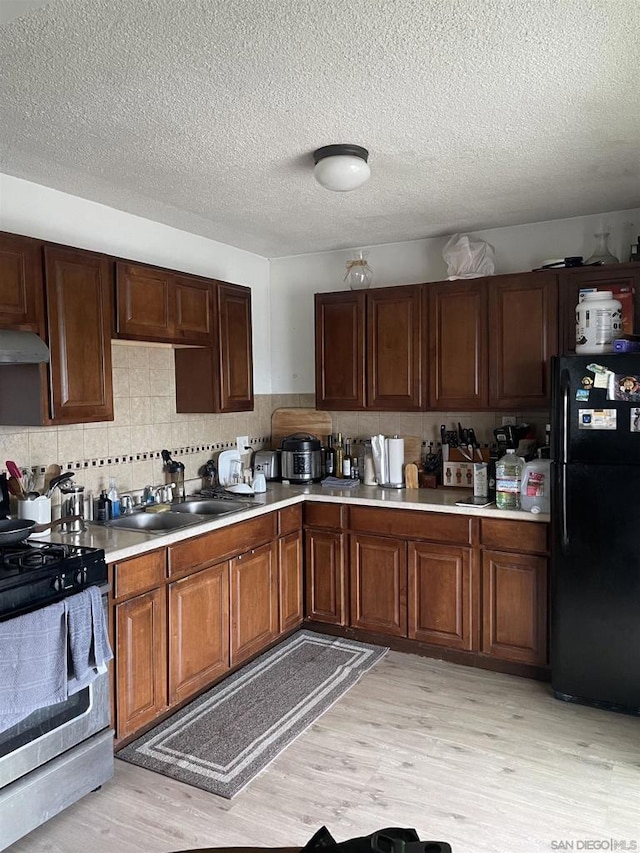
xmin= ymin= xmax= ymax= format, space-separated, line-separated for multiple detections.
xmin=168 ymin=513 xmax=277 ymax=578
xmin=278 ymin=504 xmax=302 ymax=536
xmin=480 ymin=519 xmax=548 ymax=554
xmin=349 ymin=506 xmax=472 ymax=545
xmin=304 ymin=502 xmax=345 ymax=530
xmin=113 ymin=549 xmax=166 ymax=600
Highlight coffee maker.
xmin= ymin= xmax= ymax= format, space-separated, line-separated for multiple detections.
xmin=493 ymin=424 xmax=537 ymax=460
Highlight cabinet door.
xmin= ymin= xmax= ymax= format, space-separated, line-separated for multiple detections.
xmin=173 ymin=274 xmax=213 ymax=344
xmin=408 ymin=542 xmax=472 ymax=650
xmin=115 ymin=262 xmax=173 ymax=341
xmin=367 ymin=285 xmax=426 ymax=410
xmin=44 ymin=246 xmax=113 ymax=424
xmin=315 ymin=291 xmax=366 ymax=410
xmin=0 ymin=232 xmax=44 ymax=332
xmin=350 ymin=533 xmax=407 ymax=636
xmin=558 ymin=265 xmax=640 ymax=354
xmin=168 ymin=562 xmax=230 ymax=704
xmin=115 ymin=587 xmax=167 ymax=740
xmin=481 ymin=549 xmax=547 ymax=665
xmin=429 ymin=280 xmax=488 ymax=409
xmin=279 ymin=530 xmax=303 ymax=633
xmin=216 ymin=283 xmax=254 ymax=412
xmin=488 ymin=273 xmax=558 ymax=409
xmin=304 ymin=527 xmax=347 ymax=625
xmin=230 ymin=541 xmax=278 ymax=666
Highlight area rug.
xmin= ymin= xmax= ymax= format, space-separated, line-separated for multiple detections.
xmin=117 ymin=630 xmax=387 ymax=798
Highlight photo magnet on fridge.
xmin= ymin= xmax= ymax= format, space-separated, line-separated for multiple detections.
xmin=632 ymin=409 xmax=640 ymax=433
xmin=578 ymin=409 xmax=617 ymax=430
xmin=608 ymin=374 xmax=640 ymax=403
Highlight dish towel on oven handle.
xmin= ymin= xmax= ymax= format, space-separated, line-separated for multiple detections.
xmin=0 ymin=587 xmax=113 ymax=732
xmin=0 ymin=600 xmax=68 ymax=733
xmin=66 ymin=585 xmax=113 ymax=695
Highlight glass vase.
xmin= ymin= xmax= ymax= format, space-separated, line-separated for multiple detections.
xmin=344 ymin=251 xmax=373 ymax=290
xmin=585 ymin=232 xmax=619 ymax=265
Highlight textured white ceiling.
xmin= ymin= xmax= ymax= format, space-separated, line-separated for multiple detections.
xmin=1 ymin=0 xmax=639 ymax=258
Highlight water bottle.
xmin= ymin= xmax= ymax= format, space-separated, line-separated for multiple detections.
xmin=520 ymin=459 xmax=551 ymax=514
xmin=495 ymin=449 xmax=525 ymax=510
xmin=107 ymin=477 xmax=121 ymax=518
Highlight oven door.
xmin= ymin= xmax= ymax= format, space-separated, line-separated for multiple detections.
xmin=0 ymin=667 xmax=110 ymax=790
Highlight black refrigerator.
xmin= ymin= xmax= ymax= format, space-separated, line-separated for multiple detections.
xmin=551 ymin=353 xmax=640 ymax=714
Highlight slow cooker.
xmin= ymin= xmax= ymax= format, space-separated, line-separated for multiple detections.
xmin=280 ymin=433 xmax=323 ymax=483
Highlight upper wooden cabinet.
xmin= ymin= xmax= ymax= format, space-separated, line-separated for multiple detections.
xmin=0 ymin=232 xmax=45 ymax=332
xmin=174 ymin=282 xmax=254 ymax=413
xmin=429 ymin=279 xmax=488 ymax=410
xmin=315 ymin=286 xmax=426 ymax=410
xmin=115 ymin=262 xmax=213 ymax=345
xmin=367 ymin=285 xmax=427 ymax=410
xmin=315 ymin=291 xmax=366 ymax=409
xmin=44 ymin=246 xmax=114 ymax=424
xmin=556 ymin=263 xmax=640 ymax=354
xmin=488 ymin=272 xmax=558 ymax=409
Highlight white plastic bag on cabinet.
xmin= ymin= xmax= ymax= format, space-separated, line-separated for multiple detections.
xmin=443 ymin=234 xmax=495 ymax=279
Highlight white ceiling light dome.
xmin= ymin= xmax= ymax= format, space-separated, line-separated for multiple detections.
xmin=313 ymin=144 xmax=371 ymax=192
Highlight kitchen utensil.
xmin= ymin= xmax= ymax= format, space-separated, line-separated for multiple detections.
xmin=43 ymin=463 xmax=62 ymax=493
xmin=8 ymin=476 xmax=25 ymax=499
xmin=45 ymin=470 xmax=74 ymax=498
xmin=271 ymin=408 xmax=332 ymax=449
xmin=59 ymin=484 xmax=86 ymax=533
xmin=5 ymin=460 xmax=23 ymax=482
xmin=0 ymin=516 xmax=82 ymax=546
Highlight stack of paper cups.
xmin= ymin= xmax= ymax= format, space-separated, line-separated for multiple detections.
xmin=386 ymin=436 xmax=405 ymax=486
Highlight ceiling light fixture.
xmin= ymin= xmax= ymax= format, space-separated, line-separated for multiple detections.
xmin=313 ymin=144 xmax=370 ymax=192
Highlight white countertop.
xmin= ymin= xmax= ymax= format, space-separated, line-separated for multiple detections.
xmin=40 ymin=483 xmax=549 ymax=564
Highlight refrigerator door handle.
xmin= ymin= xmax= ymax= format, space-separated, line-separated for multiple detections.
xmin=561 ymin=368 xmax=570 ymax=465
xmin=560 ymin=464 xmax=569 ymax=550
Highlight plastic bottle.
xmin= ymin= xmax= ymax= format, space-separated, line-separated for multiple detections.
xmin=96 ymin=489 xmax=112 ymax=522
xmin=520 ymin=459 xmax=551 ymax=514
xmin=575 ymin=291 xmax=622 ymax=354
xmin=495 ymin=449 xmax=525 ymax=510
xmin=107 ymin=477 xmax=121 ymax=518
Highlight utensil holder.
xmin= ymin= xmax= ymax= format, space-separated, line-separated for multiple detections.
xmin=18 ymin=496 xmax=52 ymax=537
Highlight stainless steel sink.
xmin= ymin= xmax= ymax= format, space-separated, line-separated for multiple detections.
xmin=171 ymin=499 xmax=249 ymax=516
xmin=105 ymin=511 xmax=204 ymax=533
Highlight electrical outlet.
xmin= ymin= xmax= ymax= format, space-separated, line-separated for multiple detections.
xmin=501 ymin=416 xmax=516 ymax=426
xmin=236 ymin=435 xmax=249 ymax=453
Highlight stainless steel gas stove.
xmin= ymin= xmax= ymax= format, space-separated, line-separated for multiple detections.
xmin=0 ymin=539 xmax=114 ymax=851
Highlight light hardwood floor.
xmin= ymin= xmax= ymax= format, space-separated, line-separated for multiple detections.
xmin=7 ymin=651 xmax=640 ymax=853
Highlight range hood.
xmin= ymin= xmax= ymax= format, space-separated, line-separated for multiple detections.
xmin=0 ymin=330 xmax=50 ymax=364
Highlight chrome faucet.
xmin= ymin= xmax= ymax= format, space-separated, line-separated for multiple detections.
xmin=120 ymin=494 xmax=134 ymax=515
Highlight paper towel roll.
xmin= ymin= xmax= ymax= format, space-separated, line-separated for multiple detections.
xmin=386 ymin=436 xmax=404 ymax=486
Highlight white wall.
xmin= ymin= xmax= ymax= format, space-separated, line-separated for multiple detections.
xmin=269 ymin=208 xmax=640 ymax=393
xmin=0 ymin=174 xmax=273 ymax=393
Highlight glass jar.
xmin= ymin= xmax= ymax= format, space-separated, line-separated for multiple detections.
xmin=344 ymin=251 xmax=373 ymax=290
xmin=585 ymin=232 xmax=619 ymax=265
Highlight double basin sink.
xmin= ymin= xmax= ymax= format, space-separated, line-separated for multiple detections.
xmin=102 ymin=498 xmax=251 ymax=534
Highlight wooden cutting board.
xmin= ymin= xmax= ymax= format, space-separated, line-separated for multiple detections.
xmin=271 ymin=408 xmax=333 ymax=448
xmin=401 ymin=435 xmax=423 ymax=465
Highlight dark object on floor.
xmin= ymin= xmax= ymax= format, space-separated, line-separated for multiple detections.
xmin=171 ymin=827 xmax=452 ymax=853
xmin=302 ymin=826 xmax=452 ymax=853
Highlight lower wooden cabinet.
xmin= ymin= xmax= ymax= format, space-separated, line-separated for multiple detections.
xmin=115 ymin=586 xmax=167 ymax=740
xmin=279 ymin=530 xmax=303 ymax=633
xmin=408 ymin=542 xmax=472 ymax=650
xmin=481 ymin=549 xmax=547 ymax=665
xmin=230 ymin=541 xmax=278 ymax=666
xmin=350 ymin=533 xmax=407 ymax=637
xmin=169 ymin=562 xmax=230 ymax=704
xmin=305 ymin=527 xmax=347 ymax=625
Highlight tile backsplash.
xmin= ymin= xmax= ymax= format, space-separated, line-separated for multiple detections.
xmin=1 ymin=339 xmax=549 ymax=499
